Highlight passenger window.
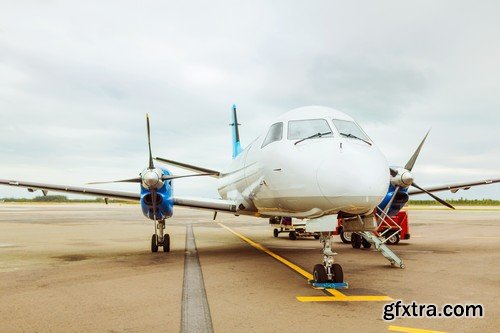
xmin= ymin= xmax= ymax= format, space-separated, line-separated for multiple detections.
xmin=287 ymin=119 xmax=332 ymax=140
xmin=261 ymin=122 xmax=283 ymax=148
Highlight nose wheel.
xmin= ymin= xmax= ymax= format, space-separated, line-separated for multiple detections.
xmin=151 ymin=220 xmax=170 ymax=253
xmin=313 ymin=263 xmax=343 ymax=283
xmin=313 ymin=232 xmax=344 ymax=283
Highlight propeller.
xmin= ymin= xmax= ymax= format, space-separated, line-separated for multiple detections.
xmin=87 ymin=114 xmax=216 ymax=220
xmin=146 ymin=113 xmax=154 ymax=170
xmin=386 ymin=130 xmax=454 ymax=214
xmin=404 ymin=130 xmax=430 ymax=171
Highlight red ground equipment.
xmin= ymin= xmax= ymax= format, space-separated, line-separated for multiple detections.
xmin=337 ymin=211 xmax=410 ymax=247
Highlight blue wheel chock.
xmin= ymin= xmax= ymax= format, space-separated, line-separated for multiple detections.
xmin=308 ymin=280 xmax=349 ymax=289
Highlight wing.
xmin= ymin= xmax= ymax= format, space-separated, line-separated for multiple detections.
xmin=173 ymin=196 xmax=237 ymax=212
xmin=0 ymin=178 xmax=140 ymax=201
xmin=0 ymin=178 xmax=238 ymax=213
xmin=154 ymin=157 xmax=220 ymax=177
xmin=408 ymin=178 xmax=500 ymax=195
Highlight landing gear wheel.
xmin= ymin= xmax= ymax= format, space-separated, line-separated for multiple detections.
xmin=313 ymin=264 xmax=328 ymax=283
xmin=314 ymin=234 xmax=320 ymax=240
xmin=331 ymin=263 xmax=344 ymax=283
xmin=162 ymin=234 xmax=170 ymax=252
xmin=340 ymin=228 xmax=352 ymax=244
xmin=362 ymin=238 xmax=372 ymax=249
xmin=273 ymin=229 xmax=279 ymax=238
xmin=386 ymin=232 xmax=400 ymax=245
xmin=351 ymin=233 xmax=362 ymax=248
xmin=289 ymin=231 xmax=297 ymax=240
xmin=151 ymin=234 xmax=158 ymax=253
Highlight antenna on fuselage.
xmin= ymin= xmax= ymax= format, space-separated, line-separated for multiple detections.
xmin=230 ymin=104 xmax=242 ymax=159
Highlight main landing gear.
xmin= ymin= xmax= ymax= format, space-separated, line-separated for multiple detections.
xmin=312 ymin=232 xmax=343 ymax=283
xmin=151 ymin=219 xmax=170 ymax=253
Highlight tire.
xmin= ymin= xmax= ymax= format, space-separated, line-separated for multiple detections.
xmin=362 ymin=238 xmax=372 ymax=249
xmin=151 ymin=234 xmax=158 ymax=253
xmin=386 ymin=232 xmax=400 ymax=245
xmin=340 ymin=229 xmax=352 ymax=244
xmin=289 ymin=231 xmax=297 ymax=240
xmin=163 ymin=234 xmax=170 ymax=252
xmin=273 ymin=229 xmax=279 ymax=238
xmin=313 ymin=264 xmax=328 ymax=283
xmin=314 ymin=234 xmax=320 ymax=240
xmin=332 ymin=263 xmax=344 ymax=283
xmin=351 ymin=233 xmax=362 ymax=248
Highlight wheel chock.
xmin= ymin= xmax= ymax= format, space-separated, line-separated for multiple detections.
xmin=308 ymin=280 xmax=349 ymax=290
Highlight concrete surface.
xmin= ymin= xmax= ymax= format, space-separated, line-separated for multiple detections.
xmin=0 ymin=204 xmax=498 ymax=332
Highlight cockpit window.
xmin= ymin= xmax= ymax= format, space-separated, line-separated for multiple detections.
xmin=287 ymin=119 xmax=332 ymax=140
xmin=261 ymin=122 xmax=283 ymax=148
xmin=332 ymin=119 xmax=370 ymax=141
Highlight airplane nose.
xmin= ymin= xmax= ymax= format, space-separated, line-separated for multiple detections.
xmin=316 ymin=144 xmax=389 ymax=214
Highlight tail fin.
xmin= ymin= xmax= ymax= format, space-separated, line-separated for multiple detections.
xmin=230 ymin=104 xmax=242 ymax=158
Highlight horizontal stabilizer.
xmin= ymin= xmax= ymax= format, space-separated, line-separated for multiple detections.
xmin=154 ymin=157 xmax=220 ymax=177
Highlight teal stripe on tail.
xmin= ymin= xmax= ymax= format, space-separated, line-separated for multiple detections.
xmin=230 ymin=104 xmax=242 ymax=158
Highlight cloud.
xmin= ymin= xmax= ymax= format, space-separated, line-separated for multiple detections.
xmin=0 ymin=0 xmax=499 ymax=200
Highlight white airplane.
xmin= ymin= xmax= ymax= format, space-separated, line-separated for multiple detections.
xmin=1 ymin=105 xmax=498 ymax=284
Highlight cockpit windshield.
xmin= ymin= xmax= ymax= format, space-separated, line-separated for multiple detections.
xmin=332 ymin=119 xmax=371 ymax=142
xmin=287 ymin=119 xmax=332 ymax=140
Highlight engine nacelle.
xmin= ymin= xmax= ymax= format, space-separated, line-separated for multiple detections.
xmin=379 ymin=185 xmax=409 ymax=216
xmin=140 ymin=184 xmax=173 ymax=221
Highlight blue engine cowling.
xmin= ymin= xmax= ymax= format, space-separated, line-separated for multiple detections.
xmin=378 ymin=184 xmax=409 ymax=216
xmin=140 ymin=169 xmax=174 ymax=221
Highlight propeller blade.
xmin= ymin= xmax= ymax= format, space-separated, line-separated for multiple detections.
xmin=146 ymin=113 xmax=154 ymax=169
xmin=162 ymin=173 xmax=218 ymax=181
xmin=411 ymin=182 xmax=455 ymax=209
xmin=404 ymin=129 xmax=430 ymax=171
xmin=87 ymin=177 xmax=142 ymax=185
xmin=389 ymin=168 xmax=398 ymax=177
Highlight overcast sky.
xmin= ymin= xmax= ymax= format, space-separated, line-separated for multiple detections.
xmin=0 ymin=1 xmax=499 ymax=200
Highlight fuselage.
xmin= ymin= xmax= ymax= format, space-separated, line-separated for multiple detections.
xmin=217 ymin=106 xmax=390 ymax=219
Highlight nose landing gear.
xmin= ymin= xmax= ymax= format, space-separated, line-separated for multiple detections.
xmin=312 ymin=232 xmax=344 ymax=283
xmin=151 ymin=220 xmax=170 ymax=253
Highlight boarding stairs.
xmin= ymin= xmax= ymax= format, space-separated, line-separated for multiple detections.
xmin=358 ymin=207 xmax=405 ymax=268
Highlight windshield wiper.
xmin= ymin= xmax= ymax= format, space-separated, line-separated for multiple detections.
xmin=294 ymin=131 xmax=332 ymax=145
xmin=340 ymin=132 xmax=372 ymax=146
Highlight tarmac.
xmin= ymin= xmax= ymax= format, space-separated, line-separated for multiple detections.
xmin=0 ymin=204 xmax=498 ymax=332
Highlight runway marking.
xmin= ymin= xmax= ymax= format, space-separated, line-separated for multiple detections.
xmin=218 ymin=223 xmax=392 ymax=302
xmin=388 ymin=325 xmax=446 ymax=333
xmin=181 ymin=224 xmax=214 ymax=333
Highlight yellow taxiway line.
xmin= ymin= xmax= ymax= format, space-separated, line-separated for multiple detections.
xmin=388 ymin=325 xmax=446 ymax=333
xmin=218 ymin=223 xmax=392 ymax=302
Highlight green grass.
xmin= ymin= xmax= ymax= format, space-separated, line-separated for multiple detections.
xmin=2 ymin=196 xmax=499 ymax=207
xmin=0 ymin=195 xmax=135 ymax=204
xmin=408 ymin=198 xmax=500 ymax=206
